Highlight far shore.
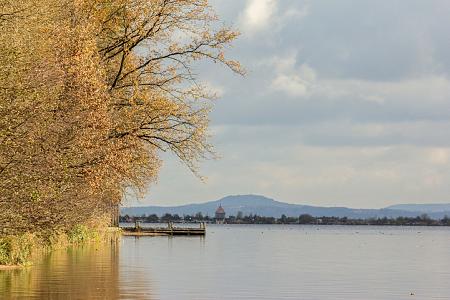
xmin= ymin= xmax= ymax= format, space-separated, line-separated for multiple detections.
xmin=122 ymin=222 xmax=450 ymax=227
xmin=121 ymin=213 xmax=450 ymax=227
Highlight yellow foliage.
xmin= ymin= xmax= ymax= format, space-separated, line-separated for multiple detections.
xmin=0 ymin=0 xmax=241 ymax=234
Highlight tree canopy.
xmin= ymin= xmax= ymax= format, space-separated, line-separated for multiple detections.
xmin=0 ymin=0 xmax=241 ymax=235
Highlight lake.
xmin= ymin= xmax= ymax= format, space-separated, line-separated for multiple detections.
xmin=1 ymin=225 xmax=450 ymax=299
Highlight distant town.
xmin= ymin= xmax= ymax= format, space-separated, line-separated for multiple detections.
xmin=120 ymin=206 xmax=450 ymax=226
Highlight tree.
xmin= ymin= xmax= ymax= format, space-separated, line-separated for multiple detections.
xmin=0 ymin=0 xmax=240 ymax=235
xmin=298 ymin=214 xmax=315 ymax=224
xmin=146 ymin=214 xmax=159 ymax=223
xmin=161 ymin=213 xmax=173 ymax=222
xmin=195 ymin=212 xmax=204 ymax=221
xmin=0 ymin=0 xmax=119 ymax=233
xmin=97 ymin=0 xmax=243 ymax=179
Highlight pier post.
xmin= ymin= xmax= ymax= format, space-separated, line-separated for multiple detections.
xmin=135 ymin=220 xmax=141 ymax=232
xmin=168 ymin=222 xmax=173 ymax=235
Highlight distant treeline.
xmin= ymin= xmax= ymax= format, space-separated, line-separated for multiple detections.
xmin=120 ymin=213 xmax=450 ymax=226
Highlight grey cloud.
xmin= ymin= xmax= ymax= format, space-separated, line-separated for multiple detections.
xmin=212 ymin=119 xmax=450 ymax=150
xmin=210 ymin=76 xmax=450 ymax=127
xmin=224 ymin=0 xmax=450 ymax=80
xmin=133 ymin=0 xmax=450 ymax=208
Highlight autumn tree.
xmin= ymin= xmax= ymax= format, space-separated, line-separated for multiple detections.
xmin=0 ymin=0 xmax=117 ymax=233
xmin=0 ymin=0 xmax=241 ymax=235
xmin=96 ymin=0 xmax=241 ymax=171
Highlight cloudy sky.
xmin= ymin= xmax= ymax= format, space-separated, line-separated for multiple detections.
xmin=127 ymin=0 xmax=450 ymax=208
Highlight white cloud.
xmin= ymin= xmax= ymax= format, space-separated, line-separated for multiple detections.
xmin=240 ymin=0 xmax=278 ymax=32
xmin=237 ymin=0 xmax=309 ymax=38
xmin=267 ymin=52 xmax=323 ymax=98
xmin=271 ymin=74 xmax=309 ymax=97
xmin=423 ymin=171 xmax=444 ymax=187
xmin=284 ymin=5 xmax=309 ymax=20
xmin=271 ymin=63 xmax=317 ymax=97
xmin=268 ymin=52 xmax=450 ymax=108
xmin=269 ymin=52 xmax=298 ymax=73
xmin=428 ymin=148 xmax=450 ymax=165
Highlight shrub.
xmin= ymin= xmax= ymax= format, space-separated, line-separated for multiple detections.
xmin=0 ymin=233 xmax=38 ymax=265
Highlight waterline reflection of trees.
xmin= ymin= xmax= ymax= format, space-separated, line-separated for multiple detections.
xmin=0 ymin=241 xmax=154 ymax=299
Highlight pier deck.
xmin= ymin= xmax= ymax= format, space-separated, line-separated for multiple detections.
xmin=122 ymin=222 xmax=206 ymax=236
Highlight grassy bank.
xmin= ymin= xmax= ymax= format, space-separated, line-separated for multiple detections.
xmin=0 ymin=225 xmax=121 ymax=267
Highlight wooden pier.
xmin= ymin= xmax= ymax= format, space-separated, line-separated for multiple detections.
xmin=122 ymin=222 xmax=206 ymax=236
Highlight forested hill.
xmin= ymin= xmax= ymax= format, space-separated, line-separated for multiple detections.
xmin=121 ymin=195 xmax=450 ymax=219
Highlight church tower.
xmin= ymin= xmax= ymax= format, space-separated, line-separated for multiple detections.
xmin=215 ymin=205 xmax=226 ymax=224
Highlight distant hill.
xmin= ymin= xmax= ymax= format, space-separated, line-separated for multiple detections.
xmin=387 ymin=203 xmax=450 ymax=213
xmin=121 ymin=194 xmax=450 ymax=219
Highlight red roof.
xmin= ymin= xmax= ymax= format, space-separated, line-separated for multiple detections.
xmin=215 ymin=205 xmax=225 ymax=214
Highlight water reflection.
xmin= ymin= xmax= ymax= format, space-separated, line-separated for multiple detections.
xmin=0 ymin=240 xmax=154 ymax=299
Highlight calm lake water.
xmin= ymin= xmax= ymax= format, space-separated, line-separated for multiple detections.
xmin=1 ymin=225 xmax=450 ymax=299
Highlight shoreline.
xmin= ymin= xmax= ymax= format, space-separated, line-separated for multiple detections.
xmin=0 ymin=265 xmax=22 ymax=270
xmin=0 ymin=226 xmax=122 ymax=269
